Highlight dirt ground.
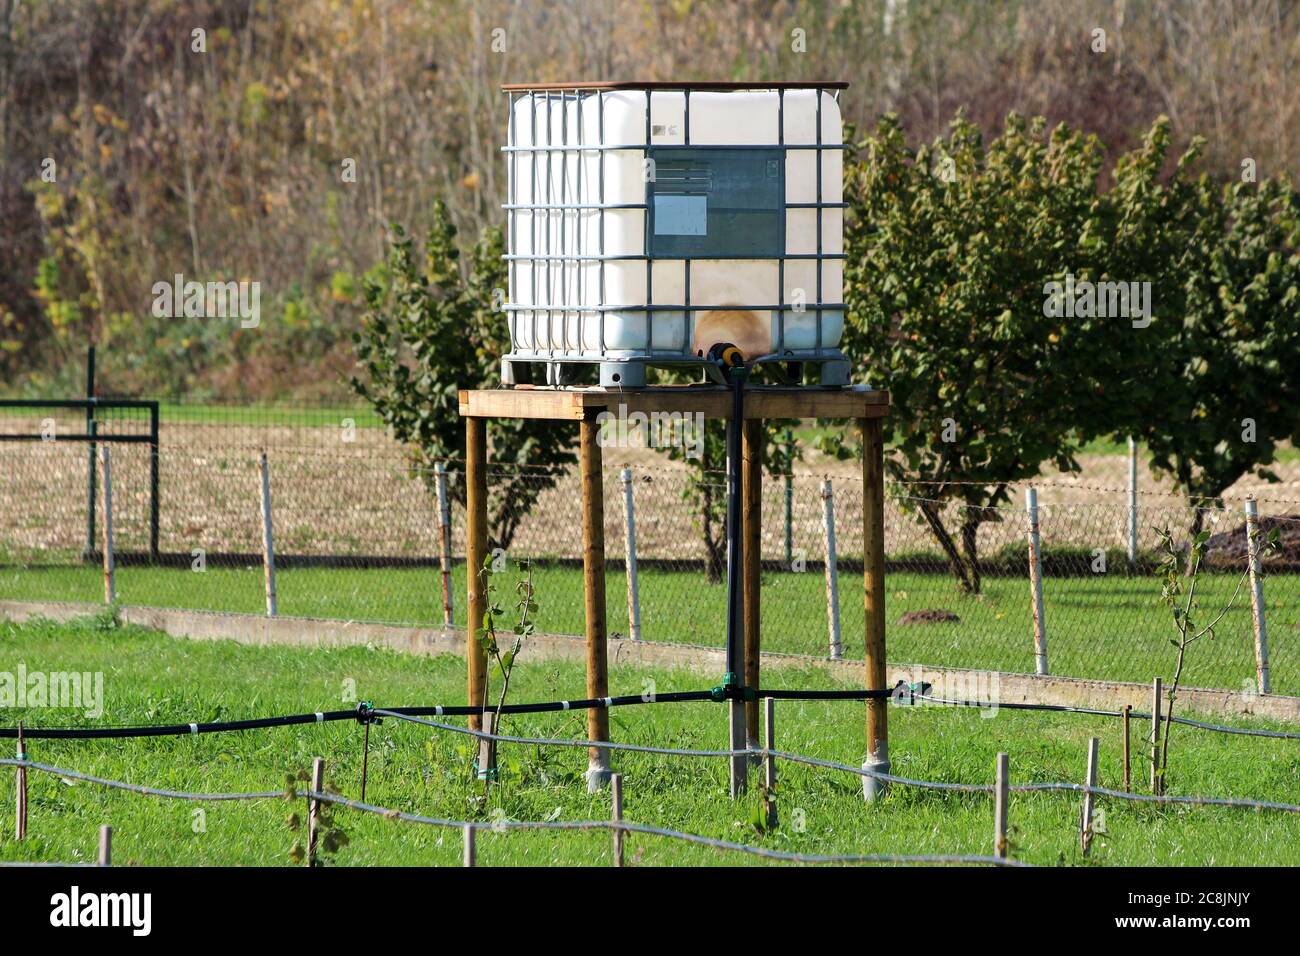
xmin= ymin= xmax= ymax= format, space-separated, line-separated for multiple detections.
xmin=2 ymin=409 xmax=1297 ymax=565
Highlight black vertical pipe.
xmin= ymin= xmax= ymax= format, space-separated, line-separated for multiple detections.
xmin=84 ymin=346 xmax=96 ymax=561
xmin=149 ymin=401 xmax=160 ymax=560
xmin=724 ymin=372 xmax=744 ymax=681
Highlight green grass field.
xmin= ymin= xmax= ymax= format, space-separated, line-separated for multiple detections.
xmin=1 ymin=614 xmax=1298 ymax=867
xmin=3 ymin=561 xmax=1296 ymax=694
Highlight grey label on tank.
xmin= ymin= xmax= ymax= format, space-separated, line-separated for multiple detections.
xmin=653 ymin=194 xmax=707 ymax=236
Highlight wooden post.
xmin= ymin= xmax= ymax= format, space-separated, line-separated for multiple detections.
xmin=1081 ymin=737 xmax=1099 ymax=856
xmin=1150 ymin=677 xmax=1162 ymax=795
xmin=307 ymin=757 xmax=324 ymax=867
xmin=763 ymin=696 xmax=778 ymax=829
xmin=820 ymin=479 xmax=843 ymax=660
xmin=994 ymin=752 xmax=1009 ymax=859
xmin=580 ymin=413 xmax=611 ymax=791
xmin=462 ymin=823 xmax=476 ymax=867
xmin=98 ymin=825 xmax=113 ymax=866
xmin=742 ymin=418 xmax=763 ymax=748
xmin=861 ymin=417 xmax=889 ymax=800
xmin=611 ymin=772 xmax=624 ymax=867
xmin=258 ymin=451 xmax=277 ymax=617
xmin=620 ymin=468 xmax=642 ymax=642
xmin=1244 ymin=498 xmax=1271 ymax=694
xmin=1026 ymin=487 xmax=1049 ymax=675
xmin=100 ymin=445 xmax=115 ymax=604
xmin=435 ymin=461 xmax=455 ymax=629
xmin=15 ymin=722 xmax=26 ymax=841
xmin=1122 ymin=704 xmax=1131 ymax=793
xmin=465 ymin=418 xmax=489 ymax=732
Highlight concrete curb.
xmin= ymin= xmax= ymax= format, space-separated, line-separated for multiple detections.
xmin=4 ymin=599 xmax=1299 ymax=725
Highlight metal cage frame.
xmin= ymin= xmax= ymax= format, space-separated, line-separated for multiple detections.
xmin=499 ymin=81 xmax=851 ymax=388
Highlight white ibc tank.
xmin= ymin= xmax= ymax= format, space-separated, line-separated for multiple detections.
xmin=503 ymin=82 xmax=848 ymax=387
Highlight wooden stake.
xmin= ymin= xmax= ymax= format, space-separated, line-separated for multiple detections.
xmin=861 ymin=417 xmax=889 ymax=800
xmin=15 ymin=722 xmax=26 ymax=841
xmin=1150 ymin=678 xmax=1162 ymax=796
xmin=821 ymin=479 xmax=843 ymax=660
xmin=580 ymin=413 xmax=611 ymax=791
xmin=1026 ymin=487 xmax=1048 ymax=675
xmin=742 ymin=418 xmax=763 ymax=748
xmin=462 ymin=823 xmax=476 ymax=867
xmin=1122 ymin=704 xmax=1131 ymax=793
xmin=1081 ymin=737 xmax=1099 ymax=856
xmin=257 ymin=452 xmax=277 ymax=617
xmin=100 ymin=445 xmax=115 ymax=604
xmin=98 ymin=825 xmax=113 ymax=866
xmin=465 ymin=418 xmax=488 ymax=732
xmin=994 ymin=752 xmax=1009 ymax=859
xmin=434 ymin=461 xmax=454 ymax=629
xmin=763 ymin=697 xmax=778 ymax=830
xmin=620 ymin=468 xmax=642 ymax=642
xmin=611 ymin=772 xmax=624 ymax=867
xmin=1244 ymin=498 xmax=1272 ymax=694
xmin=307 ymin=757 xmax=324 ymax=867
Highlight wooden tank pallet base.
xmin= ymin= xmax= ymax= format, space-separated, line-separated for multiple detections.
xmin=502 ymin=354 xmax=854 ymax=389
xmin=460 ymin=383 xmax=890 ymax=798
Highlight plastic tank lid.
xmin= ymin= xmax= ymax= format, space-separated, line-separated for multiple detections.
xmin=500 ymin=81 xmax=848 ymax=92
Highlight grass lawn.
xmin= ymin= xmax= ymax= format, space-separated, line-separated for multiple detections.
xmin=3 ymin=561 xmax=1296 ymax=695
xmin=1 ymin=614 xmax=1298 ymax=867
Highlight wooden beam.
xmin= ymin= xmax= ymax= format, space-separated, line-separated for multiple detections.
xmin=459 ymin=386 xmax=889 ymax=422
xmin=465 ymin=418 xmax=488 ymax=732
xmin=581 ymin=413 xmax=612 ymax=790
xmin=742 ymin=417 xmax=763 ymax=747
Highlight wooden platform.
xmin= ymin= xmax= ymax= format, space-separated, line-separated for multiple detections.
xmin=459 ymin=384 xmax=889 ymax=421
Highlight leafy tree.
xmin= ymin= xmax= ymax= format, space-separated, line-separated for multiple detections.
xmin=843 ymin=112 xmax=1125 ymax=592
xmin=1122 ymin=165 xmax=1300 ymax=531
xmin=351 ymin=200 xmax=575 ymax=551
xmin=657 ymin=416 xmax=797 ymax=584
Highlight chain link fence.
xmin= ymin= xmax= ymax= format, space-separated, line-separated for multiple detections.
xmin=2 ymin=402 xmax=1296 ymax=696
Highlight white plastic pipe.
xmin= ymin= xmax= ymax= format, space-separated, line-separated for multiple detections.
xmin=621 ymin=468 xmax=642 ymax=641
xmin=435 ymin=461 xmax=454 ymax=629
xmin=1127 ymin=437 xmax=1138 ymax=567
xmin=1026 ymin=487 xmax=1048 ymax=675
xmin=1244 ymin=499 xmax=1271 ymax=694
xmin=821 ymin=479 xmax=842 ymax=660
xmin=258 ymin=452 xmax=277 ymax=617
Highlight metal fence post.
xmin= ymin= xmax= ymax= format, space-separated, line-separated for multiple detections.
xmin=821 ymin=479 xmax=842 ymax=660
xmin=1127 ymin=437 xmax=1138 ymax=568
xmin=258 ymin=451 xmax=277 ymax=617
xmin=434 ymin=461 xmax=454 ymax=629
xmin=1244 ymin=498 xmax=1271 ymax=694
xmin=621 ymin=468 xmax=642 ymax=642
xmin=100 ymin=445 xmax=115 ymax=604
xmin=1026 ymin=487 xmax=1048 ymax=675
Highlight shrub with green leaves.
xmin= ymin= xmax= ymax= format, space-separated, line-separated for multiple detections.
xmin=844 ymin=112 xmax=1123 ymax=592
xmin=351 ymin=200 xmax=576 ymax=551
